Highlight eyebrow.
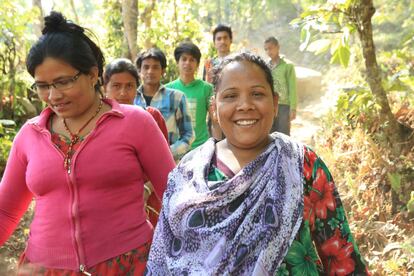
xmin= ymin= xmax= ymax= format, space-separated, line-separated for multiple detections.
xmin=35 ymin=75 xmax=76 ymax=83
xmin=222 ymin=85 xmax=267 ymax=92
xmin=111 ymin=81 xmax=135 ymax=84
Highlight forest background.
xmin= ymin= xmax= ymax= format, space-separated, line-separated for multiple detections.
xmin=0 ymin=0 xmax=413 ymax=275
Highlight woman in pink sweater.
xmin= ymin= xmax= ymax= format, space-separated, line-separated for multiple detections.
xmin=0 ymin=12 xmax=175 ymax=275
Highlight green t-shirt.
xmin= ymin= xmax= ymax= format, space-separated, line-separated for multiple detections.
xmin=166 ymin=79 xmax=213 ymax=149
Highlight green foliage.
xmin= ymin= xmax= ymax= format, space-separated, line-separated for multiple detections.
xmin=137 ymin=0 xmax=205 ymax=82
xmin=102 ymin=0 xmax=126 ymax=60
xmin=0 ymin=122 xmax=16 ymax=176
xmin=292 ymin=1 xmax=356 ymax=68
xmin=0 ymin=1 xmax=39 ymax=123
xmin=407 ymin=192 xmax=414 ymax=213
xmin=379 ymin=48 xmax=414 ymax=107
xmin=336 ymin=87 xmax=381 ymax=130
xmin=387 ymin=172 xmax=401 ymax=194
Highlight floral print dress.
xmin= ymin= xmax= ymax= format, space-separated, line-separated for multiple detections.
xmin=209 ymin=146 xmax=370 ymax=275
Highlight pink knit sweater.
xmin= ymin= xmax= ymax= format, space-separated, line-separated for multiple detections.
xmin=0 ymin=99 xmax=175 ymax=271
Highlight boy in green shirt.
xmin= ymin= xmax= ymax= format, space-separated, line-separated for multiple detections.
xmin=166 ymin=42 xmax=213 ymax=149
xmin=264 ymin=36 xmax=297 ymax=135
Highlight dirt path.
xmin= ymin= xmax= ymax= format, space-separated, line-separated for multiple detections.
xmin=290 ymin=84 xmax=338 ymax=146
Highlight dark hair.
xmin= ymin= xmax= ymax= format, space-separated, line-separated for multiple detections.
xmin=26 ymin=11 xmax=105 ymax=91
xmin=213 ymin=24 xmax=233 ymax=41
xmin=264 ymin=36 xmax=279 ymax=46
xmin=104 ymin=58 xmax=139 ymax=86
xmin=174 ymin=42 xmax=201 ymax=64
xmin=135 ymin=48 xmax=167 ymax=70
xmin=212 ymin=51 xmax=275 ymax=95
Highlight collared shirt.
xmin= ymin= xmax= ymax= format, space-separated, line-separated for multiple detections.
xmin=134 ymin=84 xmax=194 ymax=160
xmin=268 ymin=57 xmax=297 ymax=110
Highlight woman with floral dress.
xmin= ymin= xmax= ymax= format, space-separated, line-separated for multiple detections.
xmin=146 ymin=52 xmax=370 ymax=275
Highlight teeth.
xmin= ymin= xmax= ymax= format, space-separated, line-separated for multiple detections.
xmin=236 ymin=120 xmax=257 ymax=126
xmin=54 ymin=103 xmax=68 ymax=108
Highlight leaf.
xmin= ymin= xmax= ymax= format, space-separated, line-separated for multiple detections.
xmin=300 ymin=25 xmax=311 ymax=52
xmin=338 ymin=45 xmax=351 ymax=67
xmin=307 ymin=39 xmax=331 ymax=55
xmin=406 ymin=191 xmax=414 ymax=213
xmin=292 ymin=262 xmax=310 ymax=276
xmin=300 ymin=221 xmax=313 ymax=249
xmin=387 ymin=173 xmax=402 ymax=193
xmin=285 ymin=241 xmax=306 ymax=265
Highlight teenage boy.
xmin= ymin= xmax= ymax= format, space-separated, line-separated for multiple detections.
xmin=203 ymin=24 xmax=233 ymax=140
xmin=133 ymin=48 xmax=194 ymax=160
xmin=166 ymin=42 xmax=213 ymax=150
xmin=264 ymin=36 xmax=297 ymax=136
xmin=202 ymin=24 xmax=233 ymax=83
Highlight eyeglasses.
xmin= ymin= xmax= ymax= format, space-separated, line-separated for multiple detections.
xmin=31 ymin=72 xmax=82 ymax=94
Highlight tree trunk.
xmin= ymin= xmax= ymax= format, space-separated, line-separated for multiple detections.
xmin=350 ymin=0 xmax=412 ymax=213
xmin=121 ymin=0 xmax=138 ymax=60
xmin=141 ymin=0 xmax=156 ymax=49
xmin=32 ymin=0 xmax=44 ymax=37
xmin=351 ymin=0 xmax=410 ymax=153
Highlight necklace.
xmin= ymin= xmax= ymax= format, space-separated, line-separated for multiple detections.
xmin=62 ymin=99 xmax=103 ymax=172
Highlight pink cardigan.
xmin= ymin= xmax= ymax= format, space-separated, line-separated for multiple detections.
xmin=0 ymin=99 xmax=175 ymax=271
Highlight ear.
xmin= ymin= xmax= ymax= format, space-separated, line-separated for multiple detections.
xmin=88 ymin=66 xmax=99 ymax=85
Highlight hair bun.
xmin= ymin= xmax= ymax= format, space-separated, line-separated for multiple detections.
xmin=42 ymin=11 xmax=84 ymax=35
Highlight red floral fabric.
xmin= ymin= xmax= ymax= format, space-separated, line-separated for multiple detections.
xmin=278 ymin=146 xmax=370 ymax=275
xmin=17 ymin=242 xmax=151 ymax=276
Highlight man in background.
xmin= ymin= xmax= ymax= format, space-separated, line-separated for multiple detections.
xmin=203 ymin=24 xmax=233 ymax=140
xmin=134 ymin=48 xmax=194 ymax=160
xmin=264 ymin=36 xmax=297 ymax=135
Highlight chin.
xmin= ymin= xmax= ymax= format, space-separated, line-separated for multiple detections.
xmin=236 ymin=136 xmax=272 ymax=149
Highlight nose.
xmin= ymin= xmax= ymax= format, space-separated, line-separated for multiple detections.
xmin=236 ymin=95 xmax=255 ymax=111
xmin=119 ymin=86 xmax=128 ymax=95
xmin=47 ymin=86 xmax=63 ymax=101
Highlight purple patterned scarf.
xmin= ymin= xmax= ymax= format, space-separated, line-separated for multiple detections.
xmin=147 ymin=133 xmax=304 ymax=275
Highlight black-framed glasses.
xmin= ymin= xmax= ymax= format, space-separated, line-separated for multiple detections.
xmin=31 ymin=72 xmax=82 ymax=94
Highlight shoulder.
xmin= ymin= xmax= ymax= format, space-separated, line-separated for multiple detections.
xmin=164 ymin=86 xmax=185 ymax=97
xmin=269 ymin=133 xmax=306 ymax=169
xmin=179 ymin=138 xmax=215 ymax=167
xmin=165 ymin=79 xmax=179 ymax=88
xmin=146 ymin=106 xmax=163 ymax=117
xmin=281 ymin=58 xmax=295 ymax=68
xmin=271 ymin=132 xmax=303 ymax=152
xmin=195 ymin=79 xmax=213 ymax=92
xmin=116 ymin=103 xmax=154 ymax=124
xmin=200 ymin=79 xmax=213 ymax=89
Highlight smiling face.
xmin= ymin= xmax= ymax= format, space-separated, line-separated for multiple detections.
xmin=105 ymin=72 xmax=137 ymax=104
xmin=34 ymin=57 xmax=99 ymax=120
xmin=178 ymin=53 xmax=199 ymax=80
xmin=213 ymin=60 xmax=278 ymax=150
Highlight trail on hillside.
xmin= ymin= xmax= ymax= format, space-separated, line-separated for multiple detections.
xmin=290 ymin=72 xmax=339 ymax=146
